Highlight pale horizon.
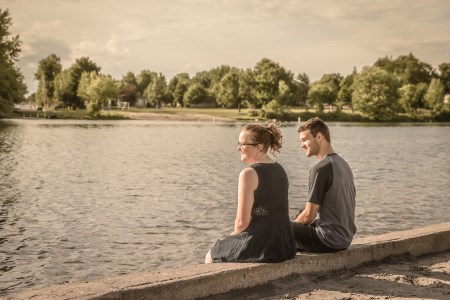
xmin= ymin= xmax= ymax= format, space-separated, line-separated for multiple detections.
xmin=4 ymin=0 xmax=450 ymax=94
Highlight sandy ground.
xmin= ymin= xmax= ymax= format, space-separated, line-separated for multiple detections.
xmin=117 ymin=111 xmax=235 ymax=122
xmin=206 ymin=251 xmax=450 ymax=300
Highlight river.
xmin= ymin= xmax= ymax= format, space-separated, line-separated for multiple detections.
xmin=1 ymin=119 xmax=449 ymax=295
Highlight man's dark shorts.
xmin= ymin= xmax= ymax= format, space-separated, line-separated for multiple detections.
xmin=291 ymin=222 xmax=344 ymax=253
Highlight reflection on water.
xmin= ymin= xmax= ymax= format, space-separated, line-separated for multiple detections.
xmin=1 ymin=119 xmax=449 ymax=295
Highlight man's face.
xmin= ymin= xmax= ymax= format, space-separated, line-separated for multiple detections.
xmin=299 ymin=129 xmax=319 ymax=157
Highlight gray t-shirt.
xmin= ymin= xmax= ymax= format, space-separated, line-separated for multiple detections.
xmin=308 ymin=153 xmax=356 ymax=249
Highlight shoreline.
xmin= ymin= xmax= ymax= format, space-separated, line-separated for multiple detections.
xmin=4 ymin=222 xmax=450 ymax=300
xmin=4 ymin=113 xmax=450 ymax=126
xmin=5 ymin=107 xmax=450 ymax=123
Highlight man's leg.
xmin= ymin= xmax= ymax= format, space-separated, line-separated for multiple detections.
xmin=291 ymin=222 xmax=342 ymax=253
xmin=291 ymin=221 xmax=316 ymax=251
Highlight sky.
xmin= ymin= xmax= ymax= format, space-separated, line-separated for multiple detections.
xmin=3 ymin=0 xmax=450 ymax=94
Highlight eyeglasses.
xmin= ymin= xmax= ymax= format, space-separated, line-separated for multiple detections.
xmin=237 ymin=142 xmax=259 ymax=147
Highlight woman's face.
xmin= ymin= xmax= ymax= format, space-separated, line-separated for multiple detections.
xmin=237 ymin=130 xmax=260 ymax=163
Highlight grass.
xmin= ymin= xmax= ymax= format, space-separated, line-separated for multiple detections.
xmin=121 ymin=107 xmax=258 ymax=120
xmin=7 ymin=106 xmax=450 ymax=123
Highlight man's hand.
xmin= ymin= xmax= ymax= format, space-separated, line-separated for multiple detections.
xmin=295 ymin=202 xmax=319 ymax=224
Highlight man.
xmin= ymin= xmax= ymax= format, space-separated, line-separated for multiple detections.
xmin=292 ymin=117 xmax=356 ymax=253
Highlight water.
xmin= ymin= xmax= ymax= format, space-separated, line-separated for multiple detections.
xmin=1 ymin=119 xmax=449 ymax=295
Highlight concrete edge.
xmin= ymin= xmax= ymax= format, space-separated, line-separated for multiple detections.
xmin=4 ymin=222 xmax=450 ymax=300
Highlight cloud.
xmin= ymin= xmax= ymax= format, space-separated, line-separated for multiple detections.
xmin=5 ymin=0 xmax=450 ymax=94
xmin=105 ymin=35 xmax=130 ymax=56
xmin=17 ymin=36 xmax=72 ymax=92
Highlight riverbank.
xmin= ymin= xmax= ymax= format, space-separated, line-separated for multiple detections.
xmin=7 ymin=107 xmax=450 ymax=122
xmin=3 ymin=222 xmax=449 ymax=300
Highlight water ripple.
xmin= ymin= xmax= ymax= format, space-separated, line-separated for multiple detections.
xmin=0 ymin=120 xmax=449 ymax=296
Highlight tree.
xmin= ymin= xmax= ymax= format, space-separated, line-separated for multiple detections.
xmin=276 ymin=80 xmax=295 ymax=106
xmin=167 ymin=73 xmax=190 ymax=107
xmin=122 ymin=71 xmax=137 ymax=86
xmin=136 ymin=70 xmax=157 ymax=95
xmin=143 ymin=73 xmax=167 ymax=108
xmin=119 ymin=83 xmax=138 ymax=106
xmin=35 ymin=75 xmax=49 ymax=110
xmin=216 ymin=68 xmax=240 ymax=108
xmin=352 ymin=66 xmax=400 ymax=120
xmin=399 ymin=83 xmax=427 ymax=113
xmin=293 ymin=73 xmax=310 ymax=107
xmin=77 ymin=72 xmax=119 ymax=116
xmin=77 ymin=71 xmax=97 ymax=103
xmin=206 ymin=65 xmax=232 ymax=99
xmin=375 ymin=53 xmax=435 ymax=85
xmin=34 ymin=54 xmax=62 ymax=107
xmin=53 ymin=69 xmax=75 ymax=108
xmin=307 ymin=73 xmax=342 ymax=112
xmin=253 ymin=58 xmax=295 ymax=107
xmin=0 ymin=9 xmax=27 ymax=116
xmin=120 ymin=72 xmax=138 ymax=106
xmin=307 ymin=83 xmax=333 ymax=112
xmin=438 ymin=63 xmax=450 ymax=95
xmin=192 ymin=71 xmax=213 ymax=89
xmin=337 ymin=70 xmax=357 ymax=111
xmin=238 ymin=68 xmax=257 ymax=108
xmin=183 ymin=83 xmax=211 ymax=106
xmin=61 ymin=57 xmax=101 ymax=108
xmin=424 ymin=78 xmax=446 ymax=116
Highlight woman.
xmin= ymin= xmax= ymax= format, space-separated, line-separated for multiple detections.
xmin=205 ymin=123 xmax=296 ymax=263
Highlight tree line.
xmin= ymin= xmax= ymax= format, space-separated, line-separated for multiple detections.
xmin=1 ymin=8 xmax=449 ymax=120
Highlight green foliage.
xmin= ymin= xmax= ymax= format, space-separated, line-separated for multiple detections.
xmin=0 ymin=9 xmax=26 ymax=116
xmin=119 ymin=83 xmax=138 ymax=106
xmin=0 ymin=9 xmax=21 ymax=60
xmin=120 ymin=71 xmax=138 ymax=106
xmin=307 ymin=74 xmax=341 ymax=112
xmin=253 ymin=58 xmax=295 ymax=107
xmin=77 ymin=72 xmax=119 ymax=116
xmin=374 ymin=53 xmax=435 ymax=85
xmin=136 ymin=70 xmax=157 ymax=94
xmin=207 ymin=65 xmax=233 ymax=93
xmin=263 ymin=99 xmax=284 ymax=113
xmin=336 ymin=71 xmax=356 ymax=110
xmin=143 ymin=73 xmax=167 ymax=107
xmin=66 ymin=57 xmax=101 ymax=108
xmin=216 ymin=69 xmax=240 ymax=108
xmin=167 ymin=73 xmax=191 ymax=107
xmin=399 ymin=83 xmax=427 ymax=113
xmin=189 ymin=65 xmax=235 ymax=107
xmin=192 ymin=71 xmax=213 ymax=89
xmin=307 ymin=73 xmax=342 ymax=112
xmin=34 ymin=54 xmax=62 ymax=107
xmin=53 ymin=69 xmax=75 ymax=108
xmin=238 ymin=68 xmax=257 ymax=108
xmin=438 ymin=63 xmax=450 ymax=94
xmin=183 ymin=83 xmax=213 ymax=106
xmin=293 ymin=73 xmax=310 ymax=107
xmin=276 ymin=80 xmax=295 ymax=106
xmin=425 ymin=78 xmax=447 ymax=117
xmin=122 ymin=71 xmax=137 ymax=86
xmin=352 ymin=66 xmax=400 ymax=120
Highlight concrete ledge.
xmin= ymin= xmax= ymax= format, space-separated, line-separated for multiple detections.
xmin=4 ymin=222 xmax=450 ymax=300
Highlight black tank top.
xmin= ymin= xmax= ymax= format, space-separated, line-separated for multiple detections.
xmin=250 ymin=162 xmax=289 ymax=218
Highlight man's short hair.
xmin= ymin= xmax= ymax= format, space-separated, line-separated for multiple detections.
xmin=298 ymin=117 xmax=331 ymax=142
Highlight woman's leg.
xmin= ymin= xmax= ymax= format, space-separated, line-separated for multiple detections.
xmin=205 ymin=250 xmax=212 ymax=263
